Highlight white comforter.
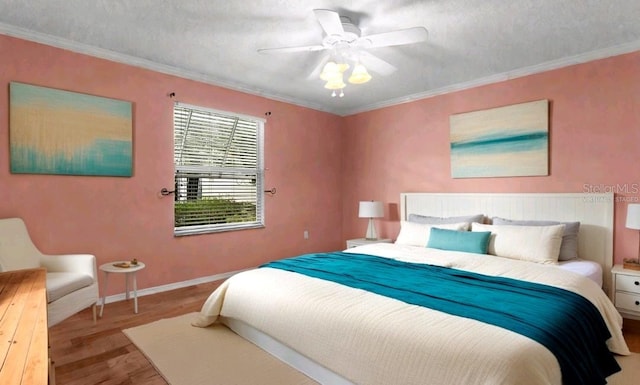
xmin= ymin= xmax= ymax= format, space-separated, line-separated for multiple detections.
xmin=193 ymin=244 xmax=630 ymax=385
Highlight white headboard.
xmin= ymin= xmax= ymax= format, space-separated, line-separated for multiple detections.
xmin=400 ymin=192 xmax=614 ymax=294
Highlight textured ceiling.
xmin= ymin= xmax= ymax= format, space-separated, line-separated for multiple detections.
xmin=1 ymin=0 xmax=639 ymax=116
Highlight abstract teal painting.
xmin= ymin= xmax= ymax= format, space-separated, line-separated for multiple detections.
xmin=450 ymin=100 xmax=548 ymax=178
xmin=10 ymin=82 xmax=132 ymax=177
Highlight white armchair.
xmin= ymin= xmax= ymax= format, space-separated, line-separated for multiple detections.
xmin=0 ymin=218 xmax=98 ymax=327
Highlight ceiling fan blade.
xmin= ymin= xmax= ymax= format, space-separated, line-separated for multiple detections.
xmin=358 ymin=51 xmax=397 ymax=76
xmin=313 ymin=9 xmax=344 ymax=36
xmin=358 ymin=27 xmax=428 ymax=48
xmin=258 ymin=45 xmax=325 ymax=54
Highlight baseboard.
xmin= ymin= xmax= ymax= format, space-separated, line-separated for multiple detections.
xmin=622 ymin=313 xmax=640 ymax=322
xmin=100 ymin=267 xmax=251 ymax=305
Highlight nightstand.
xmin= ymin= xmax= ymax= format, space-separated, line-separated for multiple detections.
xmin=611 ymin=264 xmax=640 ymax=320
xmin=346 ymin=238 xmax=392 ymax=248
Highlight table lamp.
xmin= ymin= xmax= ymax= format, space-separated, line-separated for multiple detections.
xmin=359 ymin=201 xmax=384 ymax=240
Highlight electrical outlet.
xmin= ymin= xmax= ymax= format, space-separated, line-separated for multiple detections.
xmin=304 ymin=230 xmax=309 ymax=239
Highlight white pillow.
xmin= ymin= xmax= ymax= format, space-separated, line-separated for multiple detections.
xmin=471 ymin=223 xmax=564 ymax=264
xmin=395 ymin=221 xmax=469 ymax=247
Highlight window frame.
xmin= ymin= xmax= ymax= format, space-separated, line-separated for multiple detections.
xmin=173 ymin=102 xmax=265 ymax=236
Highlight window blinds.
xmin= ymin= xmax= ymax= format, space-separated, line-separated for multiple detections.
xmin=173 ymin=103 xmax=264 ymax=235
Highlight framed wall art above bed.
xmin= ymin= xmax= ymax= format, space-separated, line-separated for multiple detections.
xmin=450 ymin=99 xmax=549 ymax=178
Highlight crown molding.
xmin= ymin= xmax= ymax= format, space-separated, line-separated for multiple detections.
xmin=340 ymin=40 xmax=640 ymax=116
xmin=2 ymin=22 xmax=638 ymax=118
xmin=0 ymin=22 xmax=333 ymax=114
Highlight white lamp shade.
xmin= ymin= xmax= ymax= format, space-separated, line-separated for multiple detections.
xmin=324 ymin=76 xmax=346 ymax=90
xmin=359 ymin=201 xmax=384 ymax=218
xmin=336 ymin=62 xmax=350 ymax=73
xmin=348 ymin=64 xmax=372 ymax=84
xmin=626 ymin=204 xmax=640 ymax=229
xmin=320 ymin=61 xmax=340 ymax=81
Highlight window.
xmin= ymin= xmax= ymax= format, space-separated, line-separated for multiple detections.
xmin=173 ymin=102 xmax=264 ymax=236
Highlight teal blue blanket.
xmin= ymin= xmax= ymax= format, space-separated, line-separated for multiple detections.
xmin=262 ymin=252 xmax=620 ymax=385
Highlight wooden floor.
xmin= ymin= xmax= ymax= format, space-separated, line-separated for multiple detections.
xmin=49 ymin=281 xmax=640 ymax=385
xmin=624 ymin=317 xmax=640 ymax=353
xmin=48 ymin=280 xmax=222 ymax=385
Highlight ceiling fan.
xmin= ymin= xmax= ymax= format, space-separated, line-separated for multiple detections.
xmin=258 ymin=9 xmax=428 ymax=97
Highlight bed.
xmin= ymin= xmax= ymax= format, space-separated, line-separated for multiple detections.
xmin=193 ymin=192 xmax=630 ymax=385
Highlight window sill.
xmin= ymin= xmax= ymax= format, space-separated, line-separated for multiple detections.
xmin=174 ymin=223 xmax=265 ymax=237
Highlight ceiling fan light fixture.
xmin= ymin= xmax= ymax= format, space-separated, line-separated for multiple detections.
xmin=337 ymin=62 xmax=350 ymax=73
xmin=324 ymin=76 xmax=346 ymax=90
xmin=320 ymin=60 xmax=350 ymax=81
xmin=319 ymin=61 xmax=339 ymax=81
xmin=348 ymin=64 xmax=372 ymax=84
xmin=259 ymin=9 xmax=428 ymax=98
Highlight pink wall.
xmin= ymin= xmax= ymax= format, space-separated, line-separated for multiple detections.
xmin=0 ymin=35 xmax=344 ymax=295
xmin=342 ymin=50 xmax=640 ymax=265
xmin=2 ymin=32 xmax=638 ymax=294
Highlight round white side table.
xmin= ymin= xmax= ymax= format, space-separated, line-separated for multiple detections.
xmin=99 ymin=261 xmax=146 ymax=317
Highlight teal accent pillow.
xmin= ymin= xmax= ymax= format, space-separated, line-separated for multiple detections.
xmin=427 ymin=227 xmax=491 ymax=254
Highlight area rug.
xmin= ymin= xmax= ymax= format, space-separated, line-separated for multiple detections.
xmin=124 ymin=312 xmax=639 ymax=385
xmin=123 ymin=312 xmax=317 ymax=385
